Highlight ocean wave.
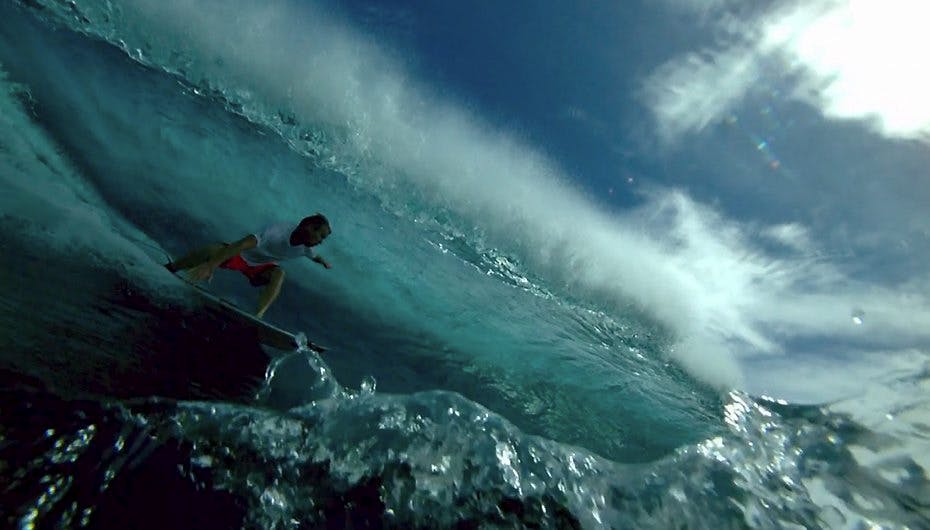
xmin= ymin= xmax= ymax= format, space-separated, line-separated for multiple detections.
xmin=20 ymin=0 xmax=753 ymax=388
xmin=1 ymin=3 xmax=928 ymax=528
xmin=4 ymin=376 xmax=926 ymax=529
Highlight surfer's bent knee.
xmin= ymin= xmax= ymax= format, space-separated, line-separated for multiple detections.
xmin=250 ymin=265 xmax=283 ymax=287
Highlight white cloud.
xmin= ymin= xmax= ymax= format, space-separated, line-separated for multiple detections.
xmin=762 ymin=223 xmax=814 ymax=252
xmin=744 ymin=348 xmax=930 ymax=404
xmin=768 ymin=0 xmax=930 ymax=139
xmin=644 ymin=0 xmax=930 ymax=141
xmin=643 ymin=47 xmax=759 ymax=142
xmin=628 ymin=191 xmax=930 ymax=356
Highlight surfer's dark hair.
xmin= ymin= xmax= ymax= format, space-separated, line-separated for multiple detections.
xmin=300 ymin=213 xmax=330 ymax=230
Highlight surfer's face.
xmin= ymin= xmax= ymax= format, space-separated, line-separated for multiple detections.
xmin=301 ymin=224 xmax=331 ymax=246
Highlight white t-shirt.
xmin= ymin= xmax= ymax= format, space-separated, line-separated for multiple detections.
xmin=240 ymin=223 xmax=316 ymax=265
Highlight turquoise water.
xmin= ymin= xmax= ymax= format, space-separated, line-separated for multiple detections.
xmin=0 ymin=2 xmax=927 ymax=528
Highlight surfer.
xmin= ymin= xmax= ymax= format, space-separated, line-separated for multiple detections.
xmin=165 ymin=214 xmax=332 ymax=319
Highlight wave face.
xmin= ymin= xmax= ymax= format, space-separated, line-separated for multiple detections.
xmin=0 ymin=1 xmax=927 ymax=529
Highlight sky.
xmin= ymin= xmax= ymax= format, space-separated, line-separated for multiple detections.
xmin=315 ymin=0 xmax=930 ymax=398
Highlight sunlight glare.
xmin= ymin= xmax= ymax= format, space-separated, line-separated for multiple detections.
xmin=767 ymin=0 xmax=930 ymax=138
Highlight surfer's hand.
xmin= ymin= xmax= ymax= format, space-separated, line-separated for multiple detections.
xmin=312 ymin=256 xmax=332 ymax=269
xmin=187 ymin=262 xmax=215 ymax=282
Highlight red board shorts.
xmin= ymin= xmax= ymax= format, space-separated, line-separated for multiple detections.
xmin=219 ymin=255 xmax=279 ymax=287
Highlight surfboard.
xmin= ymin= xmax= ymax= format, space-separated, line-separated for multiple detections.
xmin=178 ymin=277 xmax=327 ymax=353
xmin=139 ymin=241 xmax=326 ymax=353
xmin=137 ymin=240 xmax=327 ymax=353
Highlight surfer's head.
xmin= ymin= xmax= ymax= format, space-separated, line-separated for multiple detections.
xmin=295 ymin=213 xmax=331 ymax=246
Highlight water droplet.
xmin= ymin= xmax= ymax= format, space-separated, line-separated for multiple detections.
xmin=360 ymin=375 xmax=376 ymax=395
xmin=851 ymin=308 xmax=865 ymax=325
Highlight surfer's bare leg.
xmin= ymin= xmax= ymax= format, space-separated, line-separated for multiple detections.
xmin=166 ymin=243 xmax=226 ymax=272
xmin=256 ymin=268 xmax=285 ymax=319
